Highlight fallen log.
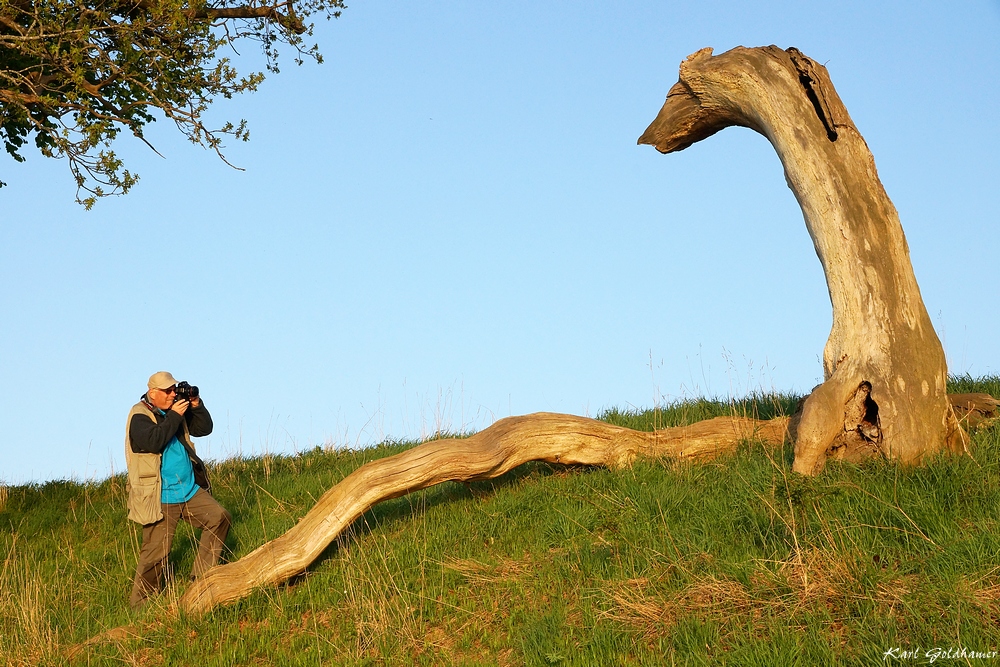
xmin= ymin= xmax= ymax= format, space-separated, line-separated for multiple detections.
xmin=134 ymin=391 xmax=994 ymax=620
xmin=178 ymin=412 xmax=789 ymax=614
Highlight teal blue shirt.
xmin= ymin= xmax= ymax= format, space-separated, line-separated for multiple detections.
xmin=160 ymin=436 xmax=198 ymax=504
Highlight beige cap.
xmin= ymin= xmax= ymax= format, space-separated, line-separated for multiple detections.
xmin=147 ymin=371 xmax=178 ymax=391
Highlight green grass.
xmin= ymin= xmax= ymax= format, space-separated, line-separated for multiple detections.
xmin=2 ymin=379 xmax=1000 ymax=665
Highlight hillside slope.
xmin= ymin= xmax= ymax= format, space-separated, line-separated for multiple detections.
xmin=3 ymin=379 xmax=1000 ymax=665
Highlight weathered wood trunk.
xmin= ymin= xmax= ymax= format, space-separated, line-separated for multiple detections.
xmin=638 ymin=46 xmax=965 ymax=475
xmin=158 ymin=46 xmax=977 ymax=617
xmin=178 ymin=413 xmax=789 ymax=614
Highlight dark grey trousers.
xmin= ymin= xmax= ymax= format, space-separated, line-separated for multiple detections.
xmin=129 ymin=487 xmax=231 ymax=608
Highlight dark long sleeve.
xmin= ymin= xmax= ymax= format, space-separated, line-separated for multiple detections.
xmin=129 ymin=410 xmax=185 ymax=454
xmin=186 ymin=402 xmax=213 ymax=437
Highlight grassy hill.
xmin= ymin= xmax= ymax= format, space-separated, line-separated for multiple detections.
xmin=3 ymin=377 xmax=1000 ymax=665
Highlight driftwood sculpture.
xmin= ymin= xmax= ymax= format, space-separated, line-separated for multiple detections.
xmin=170 ymin=46 xmax=981 ymax=615
xmin=637 ymin=45 xmax=965 ymax=474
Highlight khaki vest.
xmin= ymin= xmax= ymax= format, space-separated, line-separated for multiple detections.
xmin=124 ymin=401 xmax=198 ymax=525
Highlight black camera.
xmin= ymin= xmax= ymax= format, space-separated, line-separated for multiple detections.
xmin=175 ymin=381 xmax=200 ymax=401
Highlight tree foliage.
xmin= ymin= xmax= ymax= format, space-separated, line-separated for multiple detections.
xmin=0 ymin=0 xmax=342 ymax=207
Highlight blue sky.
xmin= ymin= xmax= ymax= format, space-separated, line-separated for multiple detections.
xmin=2 ymin=1 xmax=998 ymax=483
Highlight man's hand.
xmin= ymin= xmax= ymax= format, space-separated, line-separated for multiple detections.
xmin=191 ymin=397 xmax=201 ymax=408
xmin=171 ymin=399 xmax=191 ymax=416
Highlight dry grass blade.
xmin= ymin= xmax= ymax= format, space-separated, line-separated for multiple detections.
xmin=439 ymin=555 xmax=531 ymax=585
xmin=603 ymin=548 xmax=921 ymax=639
xmin=64 ymin=625 xmax=141 ymax=661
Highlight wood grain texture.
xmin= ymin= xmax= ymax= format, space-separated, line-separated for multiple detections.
xmin=178 ymin=412 xmax=789 ymax=614
xmin=639 ymin=46 xmax=963 ymax=474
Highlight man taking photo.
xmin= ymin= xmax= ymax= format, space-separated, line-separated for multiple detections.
xmin=125 ymin=371 xmax=230 ymax=608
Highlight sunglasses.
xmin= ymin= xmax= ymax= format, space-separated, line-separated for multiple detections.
xmin=158 ymin=386 xmax=177 ymax=395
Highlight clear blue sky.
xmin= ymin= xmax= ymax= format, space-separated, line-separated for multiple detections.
xmin=2 ymin=1 xmax=998 ymax=484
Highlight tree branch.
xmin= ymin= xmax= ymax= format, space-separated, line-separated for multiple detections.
xmin=198 ymin=5 xmax=305 ymax=34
